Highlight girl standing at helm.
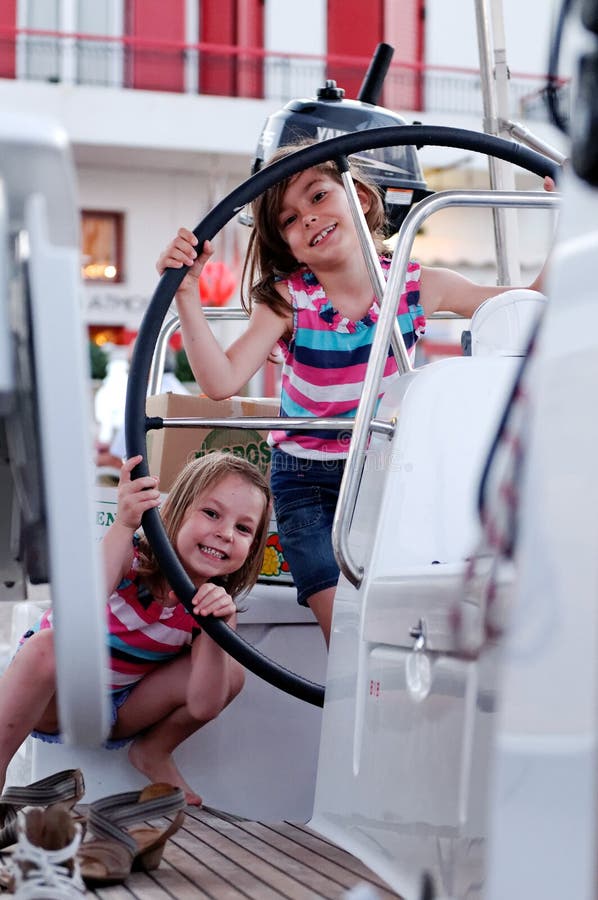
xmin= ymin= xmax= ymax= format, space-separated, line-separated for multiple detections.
xmin=157 ymin=142 xmax=549 ymax=646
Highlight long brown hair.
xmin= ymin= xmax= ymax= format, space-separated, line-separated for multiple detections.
xmin=136 ymin=452 xmax=271 ymax=601
xmin=241 ymin=139 xmax=389 ymax=317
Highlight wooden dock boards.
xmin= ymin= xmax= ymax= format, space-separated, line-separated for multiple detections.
xmin=1 ymin=805 xmax=404 ymax=898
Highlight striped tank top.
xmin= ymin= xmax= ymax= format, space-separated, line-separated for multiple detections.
xmin=27 ymin=539 xmax=198 ymax=692
xmin=105 ymin=555 xmax=198 ymax=692
xmin=269 ymin=257 xmax=425 ymax=458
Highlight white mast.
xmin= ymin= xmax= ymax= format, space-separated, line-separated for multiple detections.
xmin=474 ymin=0 xmax=521 ymax=284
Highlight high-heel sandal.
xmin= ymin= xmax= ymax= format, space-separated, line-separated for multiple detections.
xmin=0 ymin=769 xmax=85 ymax=851
xmin=77 ymin=783 xmax=186 ymax=887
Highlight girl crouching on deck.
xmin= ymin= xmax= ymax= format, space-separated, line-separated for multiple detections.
xmin=0 ymin=452 xmax=271 ymax=806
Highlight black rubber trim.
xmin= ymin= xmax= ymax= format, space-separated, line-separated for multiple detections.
xmin=125 ymin=125 xmax=560 ymax=708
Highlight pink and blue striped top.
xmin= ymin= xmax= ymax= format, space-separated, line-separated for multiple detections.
xmin=269 ymin=257 xmax=425 ymax=458
xmin=104 ymin=560 xmax=198 ymax=692
xmin=26 ymin=540 xmax=198 ymax=693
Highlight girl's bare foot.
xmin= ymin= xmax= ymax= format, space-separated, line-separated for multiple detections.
xmin=128 ymin=740 xmax=203 ymax=806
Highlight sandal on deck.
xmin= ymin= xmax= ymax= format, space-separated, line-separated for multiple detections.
xmin=78 ymin=783 xmax=186 ymax=886
xmin=6 ymin=805 xmax=86 ymax=898
xmin=0 ymin=770 xmax=85 ymax=851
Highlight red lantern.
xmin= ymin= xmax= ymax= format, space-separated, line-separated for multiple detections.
xmin=198 ymin=261 xmax=237 ymax=307
xmin=121 ymin=328 xmax=138 ymax=346
xmin=168 ymin=332 xmax=183 ymax=352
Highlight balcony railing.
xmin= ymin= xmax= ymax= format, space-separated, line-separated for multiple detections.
xmin=0 ymin=26 xmax=568 ymax=122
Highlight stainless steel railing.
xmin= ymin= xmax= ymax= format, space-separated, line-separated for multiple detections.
xmin=333 ymin=188 xmax=560 ymax=586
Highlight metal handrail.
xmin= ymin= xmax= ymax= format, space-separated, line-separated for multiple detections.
xmin=148 ymin=307 xmax=248 ymax=396
xmin=332 ymin=188 xmax=561 ymax=587
xmin=148 ymin=415 xmax=394 ymax=439
xmin=339 ymin=162 xmax=412 ymax=374
xmin=502 ymin=120 xmax=567 ymax=164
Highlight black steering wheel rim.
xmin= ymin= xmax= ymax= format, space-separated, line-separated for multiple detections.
xmin=125 ymin=125 xmax=559 ymax=708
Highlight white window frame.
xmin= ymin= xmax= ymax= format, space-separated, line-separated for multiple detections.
xmin=16 ymin=0 xmax=124 ymax=87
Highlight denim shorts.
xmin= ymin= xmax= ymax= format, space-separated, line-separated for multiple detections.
xmin=31 ymin=685 xmax=135 ymax=750
xmin=17 ymin=624 xmax=136 ymax=750
xmin=270 ymin=448 xmax=345 ymax=606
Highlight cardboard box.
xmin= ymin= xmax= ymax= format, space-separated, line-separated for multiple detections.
xmin=145 ymin=393 xmax=278 ymax=490
xmin=141 ymin=393 xmax=292 ymax=585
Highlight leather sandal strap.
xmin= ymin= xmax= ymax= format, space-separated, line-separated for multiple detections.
xmin=87 ymin=786 xmax=185 ymax=852
xmin=109 ymin=789 xmax=185 ymax=828
xmin=78 ymin=836 xmax=135 ymax=867
xmin=0 ymin=770 xmax=85 ymax=850
xmin=1 ymin=769 xmax=84 ymax=809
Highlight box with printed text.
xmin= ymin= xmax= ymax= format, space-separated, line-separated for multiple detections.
xmin=140 ymin=392 xmax=292 ymax=585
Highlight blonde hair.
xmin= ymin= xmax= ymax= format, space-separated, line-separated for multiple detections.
xmin=241 ymin=139 xmax=389 ymax=317
xmin=137 ymin=452 xmax=271 ymax=601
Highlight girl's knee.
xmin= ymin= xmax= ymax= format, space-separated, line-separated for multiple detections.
xmin=217 ymin=662 xmax=245 ymax=713
xmin=187 ymin=693 xmax=218 ymax=722
xmin=187 ymin=664 xmax=245 ymax=721
xmin=228 ymin=663 xmax=245 ymax=702
xmin=24 ymin=630 xmax=56 ymax=681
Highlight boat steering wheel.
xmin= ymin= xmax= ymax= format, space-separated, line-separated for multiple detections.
xmin=125 ymin=125 xmax=559 ymax=708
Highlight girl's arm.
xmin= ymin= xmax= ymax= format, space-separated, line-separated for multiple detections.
xmin=101 ymin=455 xmax=161 ymax=595
xmin=419 ymin=176 xmax=556 ymax=320
xmin=175 ymin=583 xmax=240 ymax=717
xmin=418 ymin=266 xmax=537 ymax=319
xmin=157 ymin=230 xmax=291 ymax=400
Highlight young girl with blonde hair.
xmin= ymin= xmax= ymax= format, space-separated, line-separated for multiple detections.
xmin=0 ymin=452 xmax=271 ymax=806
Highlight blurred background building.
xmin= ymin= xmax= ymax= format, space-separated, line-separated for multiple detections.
xmin=0 ymin=0 xmax=569 ymax=381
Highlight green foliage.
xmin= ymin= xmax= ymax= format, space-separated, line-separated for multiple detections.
xmin=175 ymin=347 xmax=194 ymax=383
xmin=89 ymin=342 xmax=109 ymax=380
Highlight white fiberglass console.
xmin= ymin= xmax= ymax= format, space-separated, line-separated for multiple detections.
xmin=312 ymin=353 xmax=518 ymax=898
xmin=0 ymin=113 xmax=109 ymax=745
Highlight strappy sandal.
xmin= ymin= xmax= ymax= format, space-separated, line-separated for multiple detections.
xmin=0 ymin=770 xmax=85 ymax=851
xmin=78 ymin=783 xmax=185 ymax=887
xmin=5 ymin=805 xmax=86 ymax=898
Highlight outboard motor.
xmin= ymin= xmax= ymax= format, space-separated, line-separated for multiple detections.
xmin=250 ymin=43 xmax=432 ymax=234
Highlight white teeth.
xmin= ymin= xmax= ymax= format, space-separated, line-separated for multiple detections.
xmin=200 ymin=545 xmax=225 ymax=559
xmin=311 ymin=224 xmax=335 ymax=246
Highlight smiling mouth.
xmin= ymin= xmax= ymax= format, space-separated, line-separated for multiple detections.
xmin=310 ymin=223 xmax=336 ymax=246
xmin=199 ymin=544 xmax=227 ymax=560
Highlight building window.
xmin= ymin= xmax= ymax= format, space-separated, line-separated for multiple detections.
xmin=81 ymin=210 xmax=124 ymax=282
xmin=18 ymin=0 xmax=60 ymax=82
xmin=76 ymin=0 xmax=124 ymax=87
